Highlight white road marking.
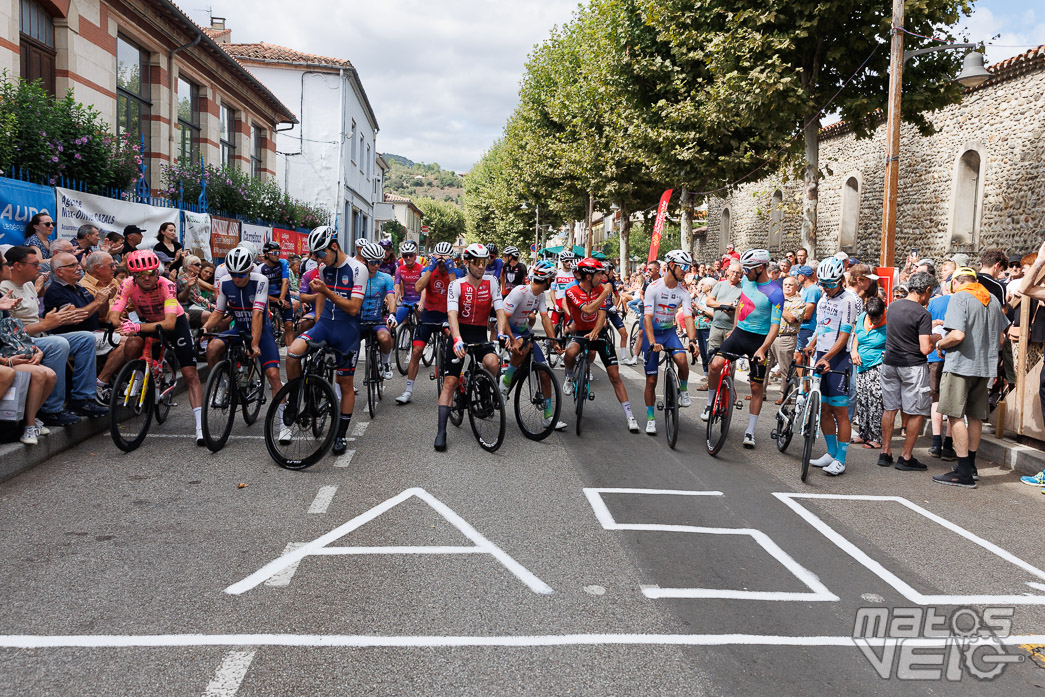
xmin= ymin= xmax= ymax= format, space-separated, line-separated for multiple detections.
xmin=1027 ymin=582 xmax=1045 ymax=592
xmin=308 ymin=486 xmax=337 ymax=514
xmin=861 ymin=593 xmax=886 ymax=603
xmin=264 ymin=543 xmax=306 ymax=587
xmin=351 ymin=421 xmax=368 ymax=437
xmin=585 ymin=488 xmax=837 ymax=602
xmin=775 ymin=493 xmax=1045 ymax=605
xmin=225 ymin=488 xmax=553 ymax=595
xmin=334 ymin=450 xmax=356 ymax=468
xmin=146 ymin=435 xmax=265 ymax=439
xmin=2 ymin=633 xmax=1042 ymax=650
xmin=202 ymin=649 xmax=255 ymax=696
xmin=584 ymin=585 xmax=606 ymax=596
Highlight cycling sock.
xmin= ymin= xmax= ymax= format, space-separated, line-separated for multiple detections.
xmin=405 ymin=379 xmax=414 ymax=393
xmin=647 ymin=406 xmax=655 ymax=420
xmin=706 ymin=389 xmax=714 ymax=407
xmin=679 ymin=380 xmax=687 ymax=392
xmin=824 ymin=434 xmax=838 ymax=458
xmin=381 ymin=351 xmax=391 ymax=365
xmin=192 ymin=407 xmax=202 ymax=431
xmin=621 ymin=401 xmax=634 ymax=421
xmin=437 ymin=405 xmax=450 ymax=433
xmin=544 ymin=399 xmax=553 ymax=418
xmin=836 ymin=440 xmax=850 ymax=465
xmin=746 ymin=413 xmax=758 ymax=435
xmin=503 ymin=365 xmax=516 ymax=386
xmin=931 ymin=434 xmax=942 ymax=449
xmin=336 ymin=413 xmax=352 ymax=439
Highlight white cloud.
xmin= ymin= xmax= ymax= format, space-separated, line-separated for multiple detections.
xmin=201 ymin=0 xmax=579 ymax=172
xmin=963 ymin=5 xmax=1045 ymax=64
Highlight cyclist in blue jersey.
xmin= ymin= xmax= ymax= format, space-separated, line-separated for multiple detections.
xmin=702 ymin=248 xmax=783 ymax=449
xmin=358 ymin=242 xmax=398 ymax=380
xmin=259 ymin=241 xmax=295 ymax=346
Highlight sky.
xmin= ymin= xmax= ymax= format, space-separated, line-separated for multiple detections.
xmin=195 ymin=1 xmax=1045 ymax=174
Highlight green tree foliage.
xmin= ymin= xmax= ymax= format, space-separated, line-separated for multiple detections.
xmin=381 ymin=218 xmax=406 ymax=250
xmin=414 ymin=197 xmax=466 ymax=247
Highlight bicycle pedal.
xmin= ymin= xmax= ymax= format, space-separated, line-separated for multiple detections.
xmin=588 ymin=392 xmax=595 ymax=401
xmin=735 ymin=401 xmax=744 ymax=410
xmin=770 ymin=429 xmax=778 ymax=439
xmin=657 ymin=401 xmax=664 ymax=411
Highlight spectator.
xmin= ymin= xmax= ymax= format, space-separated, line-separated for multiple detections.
xmin=177 ymin=254 xmax=215 ymax=323
xmin=705 ymin=261 xmax=743 ymax=353
xmin=977 ymin=248 xmax=1007 ymax=305
xmin=926 ymin=274 xmax=955 ymax=461
xmin=153 ymin=221 xmax=184 ymax=273
xmin=851 ymin=296 xmax=887 ymax=449
xmin=73 ymin=224 xmax=100 ymax=264
xmin=24 ymin=212 xmax=56 ymax=259
xmin=878 ymin=272 xmax=940 ymax=471
xmin=795 ymin=248 xmax=808 ymax=266
xmin=0 ymin=288 xmax=57 ymax=446
xmin=80 ymin=252 xmax=120 ymax=305
xmin=198 ymin=261 xmax=217 ymax=305
xmin=932 ymin=267 xmax=1009 ymax=488
xmin=784 ymin=250 xmax=797 ymax=266
xmin=772 ymin=275 xmax=804 ymax=401
xmin=105 ymin=232 xmax=124 ymax=256
xmin=767 ymin=263 xmax=781 ymax=282
xmin=691 ymin=277 xmax=715 ymax=387
xmin=114 ymin=265 xmax=129 ymax=286
xmin=111 ymin=225 xmax=145 ymax=263
xmin=779 ymin=259 xmax=792 ymax=276
xmin=1016 ymin=240 xmax=1045 ymax=489
xmin=792 ymin=265 xmax=820 ymax=364
xmin=722 ymin=242 xmax=740 ymax=265
xmin=0 ymin=246 xmax=106 ymax=423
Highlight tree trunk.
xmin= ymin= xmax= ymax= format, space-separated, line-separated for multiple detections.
xmin=802 ymin=120 xmax=819 ymax=259
xmin=585 ymin=193 xmax=595 ymax=257
xmin=619 ymin=212 xmax=631 ymax=275
xmin=679 ymin=189 xmax=693 ymax=256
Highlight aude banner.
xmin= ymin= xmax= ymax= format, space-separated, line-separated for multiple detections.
xmin=183 ymin=211 xmax=212 ymax=261
xmin=56 ymin=187 xmax=179 ymax=249
xmin=0 ymin=178 xmax=56 ymax=245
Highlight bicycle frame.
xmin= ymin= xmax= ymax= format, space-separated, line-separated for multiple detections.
xmin=121 ymin=335 xmax=176 ymax=410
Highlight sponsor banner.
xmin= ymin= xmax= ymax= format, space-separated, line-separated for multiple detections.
xmin=55 ymin=187 xmax=178 ymax=249
xmin=182 ymin=211 xmax=212 ymax=261
xmin=648 ymin=189 xmax=673 ymax=262
xmin=241 ymin=223 xmax=269 ymax=250
xmin=273 ymin=227 xmax=306 ymax=256
xmin=876 ymin=266 xmax=899 ymax=305
xmin=211 ymin=216 xmax=241 ymax=260
xmin=0 ymin=178 xmax=55 ymax=245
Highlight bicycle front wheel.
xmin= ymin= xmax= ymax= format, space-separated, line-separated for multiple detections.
xmin=467 ymin=367 xmax=505 ymax=452
xmin=366 ymin=343 xmax=379 ymax=419
xmin=241 ymin=355 xmax=265 ymax=426
xmin=705 ymin=375 xmax=734 ymax=456
xmin=800 ymin=391 xmax=821 ymax=483
xmin=514 ymin=361 xmax=560 ymax=441
xmin=422 ymin=333 xmax=436 ymax=367
xmin=265 ymin=376 xmax=338 ymax=470
xmin=574 ymin=356 xmax=589 ymax=436
xmin=395 ymin=322 xmax=413 ymax=375
xmin=664 ymin=367 xmax=679 ymax=450
xmin=110 ymin=359 xmax=154 ymax=452
xmin=202 ymin=359 xmax=236 ymax=452
xmin=629 ymin=321 xmax=643 ymax=362
xmin=153 ymin=355 xmax=178 ymax=424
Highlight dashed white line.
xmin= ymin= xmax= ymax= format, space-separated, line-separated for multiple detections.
xmin=334 ymin=450 xmax=356 ymax=468
xmin=202 ymin=649 xmax=255 ymax=696
xmin=308 ymin=486 xmax=338 ymax=514
xmin=146 ymin=434 xmax=265 ymax=439
xmin=264 ymin=543 xmax=306 ymax=587
xmin=351 ymin=421 xmax=369 ymax=437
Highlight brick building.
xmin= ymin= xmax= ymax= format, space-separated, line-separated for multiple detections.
xmin=1 ymin=0 xmax=297 ymax=192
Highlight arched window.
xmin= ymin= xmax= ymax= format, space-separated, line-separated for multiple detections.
xmin=720 ymin=207 xmax=731 ymax=253
xmin=19 ymin=0 xmax=56 ymax=96
xmin=768 ymin=189 xmax=783 ymax=248
xmin=839 ymin=176 xmax=860 ymax=252
xmin=949 ymin=149 xmax=983 ymax=248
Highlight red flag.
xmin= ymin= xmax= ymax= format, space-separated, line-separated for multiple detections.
xmin=648 ymin=189 xmax=673 ymax=262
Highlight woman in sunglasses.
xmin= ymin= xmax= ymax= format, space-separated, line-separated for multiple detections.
xmin=24 ymin=213 xmax=55 ymax=262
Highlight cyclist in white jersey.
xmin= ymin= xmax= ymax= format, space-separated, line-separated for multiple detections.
xmin=551 ymin=250 xmax=577 ymax=328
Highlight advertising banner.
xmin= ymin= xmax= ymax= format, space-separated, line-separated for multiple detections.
xmin=0 ymin=178 xmax=55 ymax=246
xmin=182 ymin=211 xmax=212 ymax=261
xmin=241 ymin=223 xmax=269 ymax=250
xmin=876 ymin=266 xmax=899 ymax=305
xmin=55 ymin=187 xmax=178 ymax=249
xmin=648 ymin=189 xmax=673 ymax=262
xmin=210 ymin=216 xmax=241 ymax=260
xmin=273 ymin=227 xmax=306 ymax=256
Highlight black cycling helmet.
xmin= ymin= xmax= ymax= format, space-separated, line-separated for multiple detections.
xmin=263 ymin=241 xmax=281 ymax=254
xmin=486 ymin=242 xmax=499 ymax=257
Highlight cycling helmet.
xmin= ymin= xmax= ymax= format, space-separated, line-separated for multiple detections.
xmin=361 ymin=242 xmax=385 ymax=263
xmin=433 ymin=241 xmax=453 ymax=256
xmin=263 ymin=241 xmax=281 ymax=254
xmin=225 ymin=246 xmax=255 ymax=274
xmin=125 ymin=249 xmax=159 ymax=273
xmin=238 ymin=240 xmax=259 ymax=258
xmin=503 ymin=245 xmax=520 ymax=258
xmin=486 ymin=243 xmax=499 ymax=256
xmin=740 ymin=248 xmax=771 ymax=269
xmin=558 ymin=249 xmax=575 ymax=264
xmin=817 ymin=257 xmax=845 ymax=284
xmin=354 ymin=237 xmax=369 ymax=253
xmin=378 ymin=238 xmax=393 ymax=249
xmin=530 ymin=260 xmax=556 ymax=281
xmin=463 ymin=243 xmax=490 ymax=261
xmin=575 ymin=257 xmax=603 ymax=275
xmin=665 ymin=249 xmax=693 ymax=267
xmin=399 ymin=240 xmax=418 ymax=255
xmin=309 ymin=226 xmax=336 ymax=253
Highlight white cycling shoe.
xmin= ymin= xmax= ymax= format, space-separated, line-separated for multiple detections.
xmin=645 ymin=420 xmax=657 ymax=435
xmin=395 ymin=391 xmax=412 ymax=405
xmin=627 ymin=417 xmax=640 ymax=433
xmin=700 ymin=404 xmax=711 ymax=422
xmin=678 ymin=391 xmax=692 ymax=408
xmin=823 ymin=460 xmax=846 ymax=476
xmin=543 ymin=416 xmax=568 ymax=430
xmin=278 ymin=424 xmax=293 ymax=444
xmin=810 ymin=452 xmax=834 ymax=468
xmin=563 ymin=378 xmax=574 ymax=396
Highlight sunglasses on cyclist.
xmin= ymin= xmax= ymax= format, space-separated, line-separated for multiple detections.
xmin=229 ymin=271 xmax=250 ymax=279
xmin=132 ymin=270 xmax=158 ymax=279
xmin=403 ymin=253 xmax=416 ymax=259
xmin=675 ymin=263 xmax=691 ymax=273
xmin=819 ymin=279 xmax=841 ymax=289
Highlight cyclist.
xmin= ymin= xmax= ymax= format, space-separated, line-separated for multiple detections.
xmin=806 ymin=257 xmax=861 ymax=476
xmin=623 ymin=260 xmax=661 ymax=365
xmin=393 ymin=240 xmax=423 ymax=325
xmin=701 ymin=248 xmax=783 ymax=449
xmin=550 ymin=250 xmax=577 ymax=329
xmin=562 ymin=257 xmax=639 ymax=433
xmin=213 ymin=241 xmax=261 ymax=284
xmin=435 ymin=243 xmax=506 ymax=451
xmin=499 ymin=246 xmax=528 ymax=296
xmin=358 ymin=242 xmax=398 ymax=380
xmin=642 ymin=250 xmax=699 ymax=435
xmin=108 ymin=250 xmax=205 ymax=444
xmin=201 ymin=246 xmax=291 ymax=443
xmin=288 ymin=226 xmax=368 ymax=455
xmin=484 ymin=243 xmax=503 ymax=281
xmin=296 ymin=252 xmax=322 ymax=335
xmin=377 ymin=239 xmax=398 ymax=277
xmin=354 ymin=237 xmax=369 ymax=256
xmin=498 ymin=259 xmax=567 ymax=430
xmin=395 ymin=241 xmax=463 ymax=405
xmin=600 ymin=262 xmax=630 ymax=360
xmin=259 ymin=241 xmax=295 ymax=347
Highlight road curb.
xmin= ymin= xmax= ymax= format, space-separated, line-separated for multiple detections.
xmin=976 ymin=433 xmax=1045 ymax=476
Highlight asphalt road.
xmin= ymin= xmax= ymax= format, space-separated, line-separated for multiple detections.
xmin=1 ymin=345 xmax=1044 ymax=696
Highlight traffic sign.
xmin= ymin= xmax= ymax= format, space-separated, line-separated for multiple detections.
xmin=421 ymin=225 xmax=429 ymax=233
xmin=531 ymin=244 xmax=537 ymax=251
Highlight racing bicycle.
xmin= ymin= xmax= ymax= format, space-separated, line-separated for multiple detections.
xmin=705 ymin=350 xmax=745 ymax=456
xmin=200 ymin=332 xmax=266 ymax=452
xmin=109 ymin=330 xmax=180 ymax=452
xmin=500 ymin=334 xmax=562 ymax=441
xmin=446 ymin=341 xmax=506 ymax=452
xmin=360 ymin=322 xmax=386 ymax=419
xmin=772 ymin=359 xmax=851 ymax=482
xmin=394 ymin=303 xmax=419 ymax=375
xmin=567 ymin=335 xmax=607 ymax=436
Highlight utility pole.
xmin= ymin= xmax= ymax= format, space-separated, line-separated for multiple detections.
xmin=880 ymin=0 xmax=905 ymax=269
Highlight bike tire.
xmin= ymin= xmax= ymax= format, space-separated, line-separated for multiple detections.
xmin=546 ymin=323 xmax=563 ymax=368
xmin=264 ymin=376 xmax=338 ymax=470
xmin=153 ymin=355 xmax=178 ymax=424
xmin=434 ymin=335 xmax=446 ymax=396
xmin=109 ymin=359 xmax=155 ymax=452
xmin=775 ymin=376 xmax=798 ymax=453
xmin=422 ymin=333 xmax=436 ymax=367
xmin=467 ymin=366 xmax=506 ymax=452
xmin=665 ymin=366 xmax=679 ymax=450
xmin=395 ymin=322 xmax=413 ymax=375
xmin=202 ymin=360 xmax=236 ymax=452
xmin=514 ymin=361 xmax=560 ymax=441
xmin=629 ymin=321 xmax=643 ymax=362
xmin=366 ymin=342 xmax=379 ymax=419
xmin=574 ymin=356 xmax=589 ymax=436
xmin=705 ymin=375 xmax=734 ymax=456
xmin=241 ymin=355 xmax=265 ymax=426
xmin=449 ymin=376 xmax=465 ymax=427
xmin=800 ymin=391 xmax=820 ymax=483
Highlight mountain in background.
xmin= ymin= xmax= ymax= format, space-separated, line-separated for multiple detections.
xmin=383 ymin=153 xmax=464 ymax=206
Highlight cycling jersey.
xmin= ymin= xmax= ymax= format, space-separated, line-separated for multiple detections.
xmin=422 ymin=265 xmax=461 ymax=314
xmin=361 ymin=270 xmax=395 ymax=322
xmin=643 ymin=278 xmax=692 ymax=331
xmin=502 ymin=284 xmax=546 ymax=334
xmin=484 ymin=258 xmax=504 ymax=281
xmin=259 ymin=258 xmax=289 ymax=297
xmin=299 ymin=267 xmax=319 ymax=316
xmin=736 ymin=276 xmax=784 ymax=335
xmin=394 ymin=262 xmax=424 ymax=305
xmin=447 ymin=277 xmax=503 ymax=327
xmin=111 ymin=276 xmax=184 ymax=322
xmin=552 ymin=269 xmax=576 ymax=306
xmin=500 ymin=262 xmax=528 ymax=295
xmin=318 ymin=257 xmax=368 ymax=323
xmin=215 ymin=274 xmax=270 ymax=327
xmin=815 ymin=288 xmax=861 ymax=352
xmin=378 ymin=257 xmax=397 ymax=277
xmin=564 ymin=283 xmax=607 ymax=333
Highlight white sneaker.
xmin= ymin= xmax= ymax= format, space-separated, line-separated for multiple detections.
xmin=563 ymin=378 xmax=574 ymax=396
xmin=627 ymin=417 xmax=640 ymax=433
xmin=34 ymin=419 xmax=50 ymax=436
xmin=543 ymin=416 xmax=568 ymax=430
xmin=700 ymin=404 xmax=711 ymax=422
xmin=810 ymin=452 xmax=834 ymax=468
xmin=823 ymin=460 xmax=846 ymax=476
xmin=195 ymin=428 xmax=205 ymax=446
xmin=645 ymin=420 xmax=657 ymax=435
xmin=278 ymin=424 xmax=293 ymax=444
xmin=381 ymin=365 xmax=394 ymax=380
xmin=743 ymin=432 xmax=755 ymax=449
xmin=395 ymin=391 xmax=413 ymax=405
xmin=20 ymin=425 xmax=38 ymax=445
xmin=678 ymin=391 xmax=692 ymax=408
xmin=499 ymin=379 xmax=510 ymax=398
xmin=622 ymin=356 xmax=638 ymax=366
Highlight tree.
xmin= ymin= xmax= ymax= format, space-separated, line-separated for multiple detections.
xmin=414 ymin=197 xmax=466 ymax=247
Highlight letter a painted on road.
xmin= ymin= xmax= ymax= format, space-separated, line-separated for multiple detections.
xmin=648 ymin=189 xmax=673 ymax=263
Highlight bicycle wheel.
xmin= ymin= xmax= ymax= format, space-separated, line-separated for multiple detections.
xmin=800 ymin=391 xmax=821 ymax=483
xmin=705 ymin=375 xmax=734 ymax=456
xmin=265 ymin=376 xmax=338 ymax=470
xmin=574 ymin=355 xmax=589 ymax=436
xmin=467 ymin=366 xmax=506 ymax=452
xmin=153 ymin=355 xmax=178 ymax=424
xmin=514 ymin=361 xmax=560 ymax=441
xmin=664 ymin=366 xmax=679 ymax=450
xmin=109 ymin=359 xmax=155 ymax=452
xmin=434 ymin=335 xmax=447 ymax=396
xmin=422 ymin=333 xmax=436 ymax=366
xmin=449 ymin=377 xmax=465 ymax=427
xmin=775 ymin=376 xmax=798 ymax=452
xmin=241 ymin=355 xmax=265 ymax=426
xmin=366 ymin=343 xmax=379 ymax=419
xmin=629 ymin=322 xmax=643 ymax=362
xmin=395 ymin=322 xmax=413 ymax=375
xmin=202 ymin=359 xmax=236 ymax=452
xmin=546 ymin=323 xmax=563 ymax=368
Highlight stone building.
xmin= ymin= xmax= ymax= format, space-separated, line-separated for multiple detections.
xmin=700 ymin=44 xmax=1045 ymax=264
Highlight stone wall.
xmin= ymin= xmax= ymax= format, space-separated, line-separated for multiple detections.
xmin=700 ymin=48 xmax=1045 ymax=265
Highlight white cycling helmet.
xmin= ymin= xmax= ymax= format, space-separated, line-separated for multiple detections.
xmin=225 ymin=246 xmax=255 ymax=274
xmin=400 ymin=240 xmax=418 ymax=255
xmin=238 ymin=240 xmax=259 ymax=258
xmin=817 ymin=257 xmax=845 ymax=284
xmin=740 ymin=248 xmax=771 ymax=269
xmin=530 ymin=260 xmax=556 ymax=281
xmin=308 ymin=226 xmax=336 ymax=253
xmin=354 ymin=237 xmax=369 ymax=253
xmin=503 ymin=245 xmax=520 ymax=258
xmin=558 ymin=249 xmax=575 ymax=264
xmin=361 ymin=242 xmax=385 ymax=262
xmin=463 ymin=242 xmax=490 ymax=261
xmin=665 ymin=249 xmax=693 ymax=267
xmin=433 ymin=241 xmax=453 ymax=256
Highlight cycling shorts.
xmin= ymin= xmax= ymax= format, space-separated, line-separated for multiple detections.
xmin=642 ymin=327 xmax=686 ymax=376
xmin=515 ymin=330 xmax=547 ymax=365
xmin=606 ymin=309 xmax=625 ymax=331
xmin=569 ymin=328 xmax=618 ymax=369
xmin=156 ymin=314 xmax=196 ymax=369
xmin=444 ymin=324 xmax=494 ymax=379
xmin=395 ymin=303 xmax=418 ymax=326
xmin=413 ymin=310 xmax=448 ymax=347
xmin=815 ymin=351 xmax=852 ymax=407
xmin=216 ymin=328 xmax=280 ymax=372
xmin=360 ymin=322 xmax=391 ymax=341
xmin=299 ymin=320 xmax=360 ymax=377
xmin=717 ymin=327 xmax=768 ymax=384
xmin=269 ymin=297 xmax=294 ymax=323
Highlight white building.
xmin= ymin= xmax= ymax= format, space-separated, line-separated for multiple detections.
xmin=214 ymin=24 xmax=381 ymax=246
xmin=376 ymin=192 xmax=424 ymax=245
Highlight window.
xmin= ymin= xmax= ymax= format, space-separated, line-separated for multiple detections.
xmin=949 ymin=149 xmax=984 ymax=248
xmin=839 ymin=176 xmax=860 ymax=252
xmin=116 ymin=36 xmax=151 ymax=160
xmin=220 ymin=104 xmax=236 ymax=168
xmin=366 ymin=144 xmax=371 ymax=179
xmin=176 ymin=76 xmax=200 ymax=164
xmin=359 ymin=133 xmax=364 ymax=171
xmin=250 ymin=125 xmax=264 ymax=178
xmin=19 ymin=0 xmax=56 ymax=96
xmin=768 ymin=189 xmax=783 ymax=248
xmin=350 ymin=121 xmax=357 ymax=163
xmin=720 ymin=207 xmax=731 ymax=254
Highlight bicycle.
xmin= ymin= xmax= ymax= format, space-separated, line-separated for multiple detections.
xmin=200 ymin=332 xmax=266 ymax=452
xmin=627 ymin=314 xmax=645 ymax=363
xmin=360 ymin=322 xmax=386 ymax=419
xmin=394 ymin=303 xmax=419 ymax=375
xmin=543 ymin=311 xmax=568 ymax=369
xmin=263 ymin=339 xmax=346 ymax=470
xmin=109 ymin=330 xmax=181 ymax=452
xmin=501 ymin=334 xmax=562 ymax=441
xmin=705 ymin=350 xmax=745 ymax=457
xmin=268 ymin=300 xmax=286 ymax=347
xmin=652 ymin=348 xmax=683 ymax=450
xmin=446 ymin=341 xmax=506 ymax=452
xmin=422 ymin=322 xmax=451 ymax=396
xmin=567 ymin=335 xmax=606 ymax=436
xmin=771 ymin=360 xmax=851 ymax=482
